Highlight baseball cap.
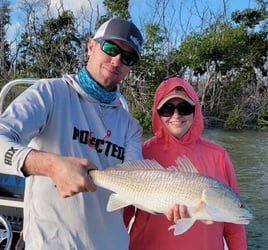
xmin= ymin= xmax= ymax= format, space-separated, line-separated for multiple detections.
xmin=93 ymin=18 xmax=143 ymax=58
xmin=157 ymin=89 xmax=195 ymax=109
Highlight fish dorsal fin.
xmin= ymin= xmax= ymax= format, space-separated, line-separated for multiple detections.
xmin=167 ymin=155 xmax=198 ymax=173
xmin=107 ymin=159 xmax=165 ymax=171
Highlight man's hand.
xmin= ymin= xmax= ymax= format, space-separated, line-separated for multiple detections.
xmin=23 ymin=150 xmax=98 ymax=198
xmin=50 ymin=155 xmax=97 ymax=198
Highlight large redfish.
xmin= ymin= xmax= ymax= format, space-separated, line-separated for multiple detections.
xmin=90 ymin=156 xmax=252 ymax=235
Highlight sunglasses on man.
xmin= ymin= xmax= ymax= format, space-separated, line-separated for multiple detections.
xmin=157 ymin=102 xmax=195 ymax=117
xmin=96 ymin=39 xmax=139 ymax=66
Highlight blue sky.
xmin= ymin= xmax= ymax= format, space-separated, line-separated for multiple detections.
xmin=7 ymin=0 xmax=258 ymax=40
xmin=129 ymin=0 xmax=257 ymax=24
xmin=130 ymin=0 xmax=256 ymax=14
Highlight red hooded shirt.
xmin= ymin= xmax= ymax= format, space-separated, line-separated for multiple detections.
xmin=124 ymin=77 xmax=247 ymax=250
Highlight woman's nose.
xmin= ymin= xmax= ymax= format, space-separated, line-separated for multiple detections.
xmin=172 ymin=108 xmax=180 ymax=117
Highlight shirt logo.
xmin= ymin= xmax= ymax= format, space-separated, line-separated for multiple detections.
xmin=4 ymin=146 xmax=18 ymax=166
xmin=72 ymin=127 xmax=124 ymax=162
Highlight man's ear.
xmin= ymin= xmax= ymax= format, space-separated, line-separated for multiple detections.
xmin=87 ymin=39 xmax=96 ymax=56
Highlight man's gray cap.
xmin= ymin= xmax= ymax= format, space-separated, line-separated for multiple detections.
xmin=93 ymin=18 xmax=143 ymax=58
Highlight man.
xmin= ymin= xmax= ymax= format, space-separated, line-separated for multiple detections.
xmin=0 ymin=18 xmax=143 ymax=249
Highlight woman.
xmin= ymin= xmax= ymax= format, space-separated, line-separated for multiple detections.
xmin=124 ymin=77 xmax=247 ymax=250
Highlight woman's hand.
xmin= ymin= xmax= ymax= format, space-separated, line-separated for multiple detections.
xmin=165 ymin=204 xmax=189 ymax=223
xmin=165 ymin=204 xmax=213 ymax=224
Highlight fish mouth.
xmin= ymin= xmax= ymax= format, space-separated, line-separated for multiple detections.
xmin=236 ymin=215 xmax=253 ymax=224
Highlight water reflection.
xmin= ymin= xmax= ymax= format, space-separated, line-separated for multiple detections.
xmin=203 ymin=129 xmax=268 ymax=250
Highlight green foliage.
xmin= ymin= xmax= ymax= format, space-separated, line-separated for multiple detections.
xmin=176 ymin=5 xmax=267 ymax=130
xmin=139 ymin=23 xmax=168 ymax=110
xmin=123 ymin=22 xmax=169 ymax=129
xmin=0 ymin=0 xmax=11 ymax=82
xmin=225 ymin=67 xmax=256 ymax=98
xmin=231 ymin=3 xmax=268 ymax=76
xmin=232 ymin=5 xmax=267 ymax=28
xmin=2 ymin=0 xmax=267 ymax=131
xmin=257 ymin=107 xmax=268 ymax=128
xmin=0 ymin=1 xmax=10 ymax=25
xmin=177 ymin=24 xmax=249 ymax=75
xmin=224 ymin=107 xmax=244 ymax=130
xmin=103 ymin=0 xmax=130 ymax=19
xmin=131 ymin=108 xmax=152 ymax=131
xmin=17 ymin=10 xmax=81 ymax=78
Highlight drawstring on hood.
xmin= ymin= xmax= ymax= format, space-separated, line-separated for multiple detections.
xmin=152 ymin=77 xmax=204 ymax=149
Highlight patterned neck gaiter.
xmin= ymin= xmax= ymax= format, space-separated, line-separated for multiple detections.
xmin=78 ymin=66 xmax=117 ymax=104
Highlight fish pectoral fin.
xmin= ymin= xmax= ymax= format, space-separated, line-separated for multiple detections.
xmin=106 ymin=193 xmax=131 ymax=212
xmin=191 ymin=201 xmax=216 ymax=221
xmin=192 ymin=201 xmax=205 ymax=213
xmin=169 ymin=218 xmax=196 ymax=235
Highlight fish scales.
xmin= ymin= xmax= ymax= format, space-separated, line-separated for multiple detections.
xmin=91 ymin=166 xmax=227 ymax=212
xmin=90 ymin=157 xmax=253 ymax=235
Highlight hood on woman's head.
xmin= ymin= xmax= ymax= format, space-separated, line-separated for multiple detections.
xmin=154 ymin=77 xmax=198 ymax=108
xmin=152 ymin=77 xmax=204 ymax=144
xmin=157 ymin=88 xmax=195 ymax=110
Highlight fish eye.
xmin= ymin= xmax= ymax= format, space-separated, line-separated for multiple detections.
xmin=238 ymin=202 xmax=245 ymax=208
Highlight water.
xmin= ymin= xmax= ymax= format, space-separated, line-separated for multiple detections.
xmin=203 ymin=129 xmax=268 ymax=250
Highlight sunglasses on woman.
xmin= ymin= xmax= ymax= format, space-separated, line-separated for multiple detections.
xmin=157 ymin=102 xmax=195 ymax=117
xmin=96 ymin=39 xmax=139 ymax=66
